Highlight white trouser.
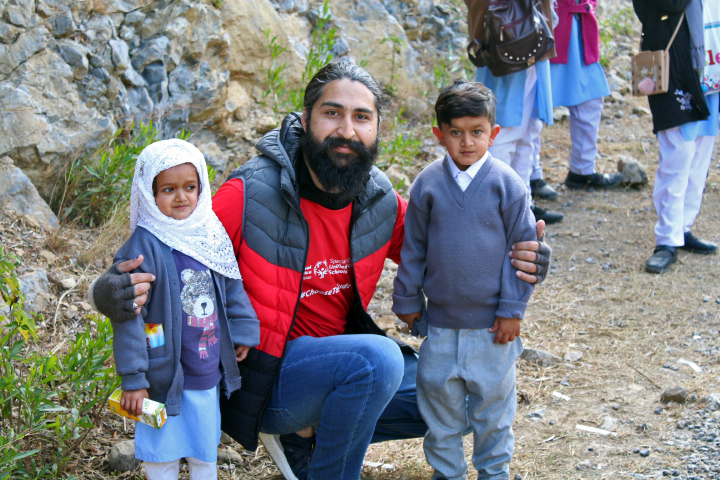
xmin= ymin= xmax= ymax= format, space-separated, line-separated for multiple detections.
xmin=144 ymin=458 xmax=218 ymax=480
xmin=654 ymin=127 xmax=715 ymax=246
xmin=530 ymin=97 xmax=604 ymax=179
xmin=490 ymin=65 xmax=542 ymax=197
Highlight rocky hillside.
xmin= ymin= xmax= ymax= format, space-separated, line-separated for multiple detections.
xmin=0 ymin=0 xmax=478 ymax=201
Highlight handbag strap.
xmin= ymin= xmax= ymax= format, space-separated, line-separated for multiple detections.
xmin=665 ymin=11 xmax=685 ymax=53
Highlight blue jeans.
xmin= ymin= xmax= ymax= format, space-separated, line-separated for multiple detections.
xmin=260 ymin=334 xmax=420 ymax=480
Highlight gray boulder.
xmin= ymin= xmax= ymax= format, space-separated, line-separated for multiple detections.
xmin=520 ymin=348 xmax=562 ymax=367
xmin=108 ymin=440 xmax=141 ymax=472
xmin=0 ymin=157 xmax=57 ymax=228
xmin=618 ymin=156 xmax=648 ymax=186
xmin=19 ymin=268 xmax=51 ymax=314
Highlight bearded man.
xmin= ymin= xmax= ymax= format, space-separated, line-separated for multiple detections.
xmin=90 ymin=62 xmax=551 ymax=480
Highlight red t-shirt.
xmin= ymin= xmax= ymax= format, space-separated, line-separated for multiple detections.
xmin=291 ymin=199 xmax=353 ymax=339
xmin=212 ymin=178 xmax=353 ymax=339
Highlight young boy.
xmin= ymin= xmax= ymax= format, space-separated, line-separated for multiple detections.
xmin=392 ymin=79 xmax=537 ymax=480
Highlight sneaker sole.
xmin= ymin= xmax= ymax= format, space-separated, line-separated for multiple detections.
xmin=258 ymin=432 xmax=299 ymax=480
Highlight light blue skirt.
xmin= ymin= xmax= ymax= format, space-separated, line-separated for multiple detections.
xmin=134 ymin=387 xmax=221 ymax=463
xmin=680 ymin=92 xmax=720 ymax=141
xmin=550 ymin=16 xmax=610 ymax=107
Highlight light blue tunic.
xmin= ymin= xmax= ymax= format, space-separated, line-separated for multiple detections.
xmin=681 ymin=92 xmax=720 ymax=141
xmin=134 ymin=386 xmax=221 ymax=463
xmin=475 ymin=60 xmax=554 ymax=127
xmin=550 ymin=16 xmax=610 ymax=107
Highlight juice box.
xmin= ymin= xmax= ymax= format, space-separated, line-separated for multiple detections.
xmin=108 ymin=387 xmax=167 ymax=429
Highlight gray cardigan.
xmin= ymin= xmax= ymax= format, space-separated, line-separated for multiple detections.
xmin=110 ymin=227 xmax=260 ymax=416
xmin=392 ymin=154 xmax=536 ymax=330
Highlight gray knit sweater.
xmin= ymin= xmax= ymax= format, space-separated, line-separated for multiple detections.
xmin=110 ymin=227 xmax=260 ymax=415
xmin=392 ymin=154 xmax=536 ymax=329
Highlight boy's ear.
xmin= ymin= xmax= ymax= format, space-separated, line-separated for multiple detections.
xmin=432 ymin=125 xmax=445 ymax=146
xmin=488 ymin=124 xmax=501 ymax=146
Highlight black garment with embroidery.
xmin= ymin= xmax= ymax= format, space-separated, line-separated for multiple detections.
xmin=633 ymin=0 xmax=709 ymax=134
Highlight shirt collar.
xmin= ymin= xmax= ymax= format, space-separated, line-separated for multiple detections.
xmin=447 ymin=151 xmax=489 ymax=180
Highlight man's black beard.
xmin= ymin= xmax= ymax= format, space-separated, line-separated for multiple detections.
xmin=302 ymin=126 xmax=378 ymax=204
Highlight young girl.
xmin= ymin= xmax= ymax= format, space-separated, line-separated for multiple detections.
xmin=109 ymin=139 xmax=260 ymax=479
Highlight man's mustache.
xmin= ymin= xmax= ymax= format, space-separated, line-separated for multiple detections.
xmin=322 ymin=136 xmax=370 ymax=157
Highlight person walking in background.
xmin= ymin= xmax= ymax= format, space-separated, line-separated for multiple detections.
xmin=633 ymin=0 xmax=719 ymax=274
xmin=530 ymin=0 xmax=623 ymax=202
xmin=466 ymin=0 xmax=565 ymax=224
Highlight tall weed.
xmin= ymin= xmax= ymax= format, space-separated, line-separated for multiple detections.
xmin=289 ymin=0 xmax=336 ymax=111
xmin=49 ymin=122 xmax=190 ymax=229
xmin=0 ymin=247 xmax=119 ymax=478
xmin=598 ymin=8 xmax=634 ymax=68
xmin=378 ymin=108 xmax=423 ymax=170
xmin=262 ymin=0 xmax=336 ymax=117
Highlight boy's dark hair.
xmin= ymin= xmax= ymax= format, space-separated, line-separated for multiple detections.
xmin=303 ymin=61 xmax=384 ymax=124
xmin=435 ymin=79 xmax=497 ymax=128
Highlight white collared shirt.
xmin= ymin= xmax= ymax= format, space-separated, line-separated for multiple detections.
xmin=447 ymin=152 xmax=489 ymax=191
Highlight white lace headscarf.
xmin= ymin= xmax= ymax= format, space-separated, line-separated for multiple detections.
xmin=129 ymin=139 xmax=241 ymax=280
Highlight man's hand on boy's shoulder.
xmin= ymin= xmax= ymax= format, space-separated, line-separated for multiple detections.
xmin=395 ymin=312 xmax=421 ymax=329
xmin=509 ymin=220 xmax=552 ymax=285
xmin=489 ymin=317 xmax=521 ymax=344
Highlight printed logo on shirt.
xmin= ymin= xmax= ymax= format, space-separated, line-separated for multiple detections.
xmin=301 ymin=283 xmax=353 ymax=299
xmin=180 ymin=268 xmax=218 ymax=359
xmin=303 ymin=258 xmax=351 ymax=280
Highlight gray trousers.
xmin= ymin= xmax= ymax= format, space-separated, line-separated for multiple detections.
xmin=417 ymin=325 xmax=523 ymax=480
xmin=530 ymin=97 xmax=605 ymax=179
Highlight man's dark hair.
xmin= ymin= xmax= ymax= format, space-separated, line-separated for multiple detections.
xmin=303 ymin=61 xmax=384 ymax=124
xmin=435 ymin=79 xmax=497 ymax=128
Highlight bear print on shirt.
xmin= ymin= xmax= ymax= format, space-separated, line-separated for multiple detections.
xmin=180 ymin=269 xmax=218 ymax=359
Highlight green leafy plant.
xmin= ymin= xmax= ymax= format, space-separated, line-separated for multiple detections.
xmin=378 ymin=108 xmax=424 ymax=169
xmin=0 ymin=246 xmax=119 ymax=478
xmin=380 ymin=35 xmax=405 ymax=97
xmin=432 ymin=50 xmax=476 ymax=95
xmin=261 ymin=28 xmax=291 ymax=120
xmin=598 ymin=8 xmax=634 ymax=68
xmin=260 ymin=0 xmax=337 ymax=117
xmin=49 ymin=122 xmax=193 ymax=228
xmin=289 ymin=0 xmax=337 ymax=111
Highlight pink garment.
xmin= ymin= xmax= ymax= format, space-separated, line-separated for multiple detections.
xmin=550 ymin=0 xmax=599 ymax=65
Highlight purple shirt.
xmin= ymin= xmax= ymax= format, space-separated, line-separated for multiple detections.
xmin=172 ymin=250 xmax=222 ymax=391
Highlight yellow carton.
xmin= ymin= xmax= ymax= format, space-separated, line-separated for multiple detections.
xmin=108 ymin=387 xmax=167 ymax=429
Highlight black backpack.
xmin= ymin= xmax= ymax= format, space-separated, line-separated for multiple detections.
xmin=467 ymin=0 xmax=554 ymax=77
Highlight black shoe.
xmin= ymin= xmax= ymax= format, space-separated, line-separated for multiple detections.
xmin=279 ymin=433 xmax=315 ymax=480
xmin=530 ymin=205 xmax=563 ymax=224
xmin=645 ymin=245 xmax=677 ymax=274
xmin=680 ymin=232 xmax=718 ymax=254
xmin=259 ymin=432 xmax=315 ymax=480
xmin=565 ymin=171 xmax=623 ymax=189
xmin=530 ymin=178 xmax=558 ymax=200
